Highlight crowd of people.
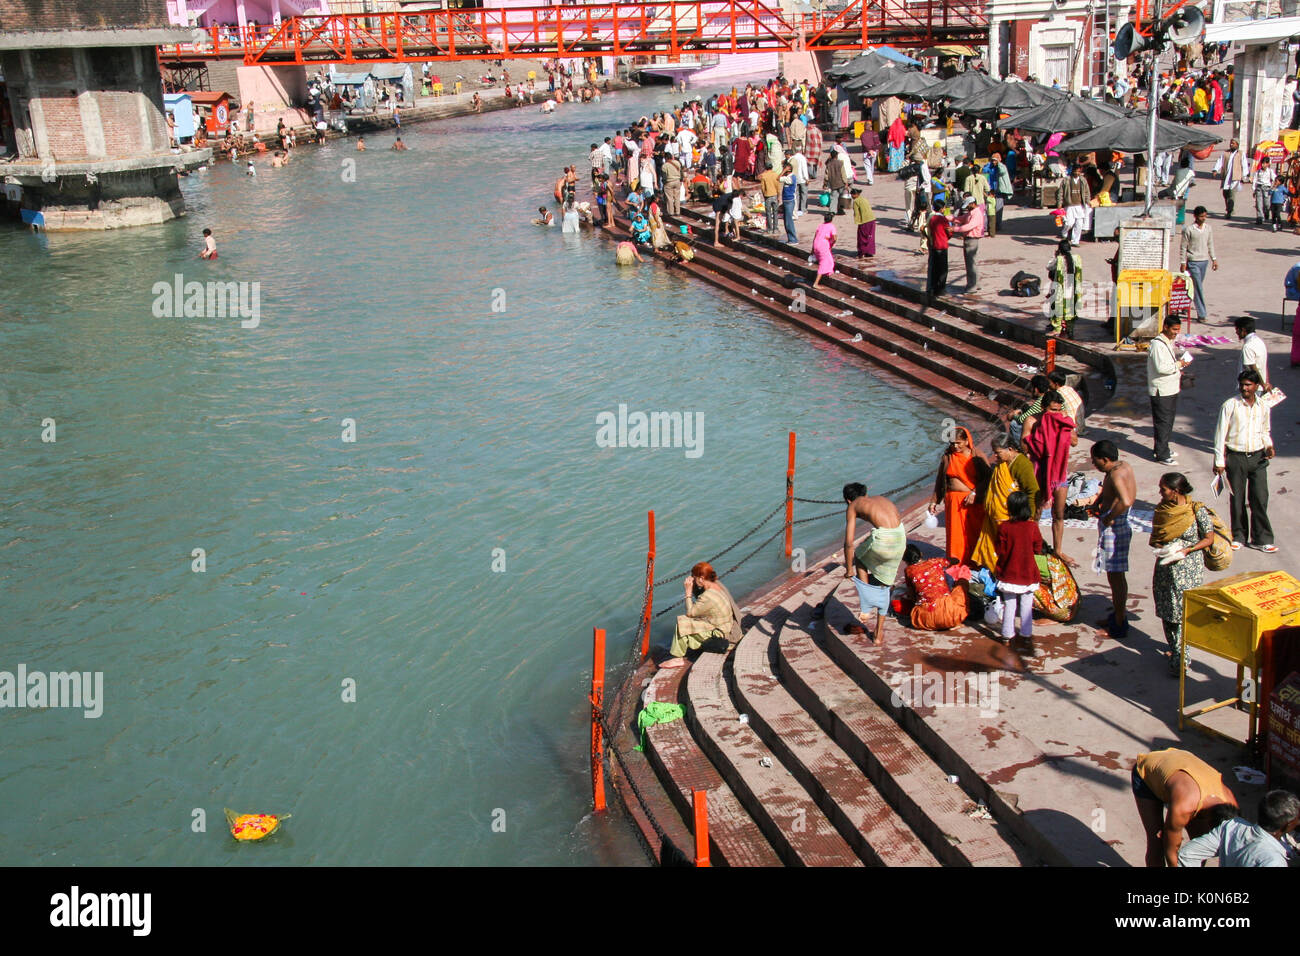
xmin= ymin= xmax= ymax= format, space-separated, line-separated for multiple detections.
xmin=598 ymin=66 xmax=1299 ymax=868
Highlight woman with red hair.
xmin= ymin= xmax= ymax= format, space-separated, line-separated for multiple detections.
xmin=659 ymin=562 xmax=743 ymax=669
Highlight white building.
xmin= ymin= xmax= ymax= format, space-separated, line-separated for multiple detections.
xmin=987 ymin=0 xmax=1135 ymax=92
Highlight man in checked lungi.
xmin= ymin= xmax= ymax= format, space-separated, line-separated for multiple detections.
xmin=1089 ymin=440 xmax=1135 ymax=640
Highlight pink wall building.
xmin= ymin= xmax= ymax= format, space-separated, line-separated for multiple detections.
xmin=167 ymin=0 xmax=329 ymax=28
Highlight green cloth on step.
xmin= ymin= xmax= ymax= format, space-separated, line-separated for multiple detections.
xmin=635 ymin=701 xmax=685 ymax=751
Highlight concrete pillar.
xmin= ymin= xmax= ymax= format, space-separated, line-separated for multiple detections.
xmin=71 ymin=50 xmax=107 ymax=160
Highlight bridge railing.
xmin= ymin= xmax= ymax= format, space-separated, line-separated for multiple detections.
xmin=159 ymin=0 xmax=989 ymax=65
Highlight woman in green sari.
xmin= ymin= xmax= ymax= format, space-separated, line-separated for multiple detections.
xmin=971 ymin=432 xmax=1041 ymax=571
xmin=1046 ymin=238 xmax=1083 ymax=338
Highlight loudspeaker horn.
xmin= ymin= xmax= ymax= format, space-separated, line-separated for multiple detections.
xmin=1112 ymin=23 xmax=1150 ymax=60
xmin=1165 ymin=6 xmax=1206 ymax=47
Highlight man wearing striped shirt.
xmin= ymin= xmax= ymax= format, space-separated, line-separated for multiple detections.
xmin=1213 ymin=369 xmax=1276 ymax=552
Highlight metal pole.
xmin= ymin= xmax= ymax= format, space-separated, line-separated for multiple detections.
xmin=1144 ymin=0 xmax=1162 ymax=217
xmin=640 ymin=510 xmax=656 ymax=659
xmin=591 ymin=627 xmax=606 ymax=812
xmin=783 ymin=431 xmax=796 ymax=558
xmin=693 ymin=789 xmax=711 ymax=866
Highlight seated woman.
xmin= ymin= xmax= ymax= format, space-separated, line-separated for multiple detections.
xmin=901 ymin=545 xmax=971 ymax=631
xmin=660 ymin=562 xmax=743 ymax=669
xmin=629 ymin=210 xmax=652 ymax=245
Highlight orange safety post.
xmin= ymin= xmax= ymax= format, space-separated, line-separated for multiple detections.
xmin=784 ymin=431 xmax=796 ymax=558
xmin=640 ymin=510 xmax=656 ymax=659
xmin=590 ymin=627 xmax=607 ymax=813
xmin=1045 ymin=338 xmax=1057 ymax=374
xmin=693 ymin=789 xmax=710 ymax=866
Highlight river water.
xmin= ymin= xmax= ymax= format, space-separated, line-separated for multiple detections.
xmin=0 ymin=86 xmax=951 ymax=865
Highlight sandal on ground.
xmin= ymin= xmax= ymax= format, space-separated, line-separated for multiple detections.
xmin=1231 ymin=541 xmax=1244 ymax=551
xmin=1258 ymin=544 xmax=1279 ymax=553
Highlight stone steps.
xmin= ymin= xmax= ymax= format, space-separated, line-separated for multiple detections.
xmin=816 ymin=572 xmax=1071 ymax=866
xmin=681 ymin=237 xmax=1019 ymax=408
xmin=605 ymin=217 xmax=1001 ymax=421
xmin=684 ymin=611 xmax=864 ymax=866
xmin=775 ymin=601 xmax=1030 ymax=866
xmin=730 ymin=602 xmax=941 ymax=866
xmin=684 ymin=225 xmax=1046 ymax=400
xmin=640 ymin=661 xmax=783 ymax=866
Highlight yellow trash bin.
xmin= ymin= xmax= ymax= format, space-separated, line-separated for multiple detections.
xmin=1181 ymin=570 xmax=1300 ymax=745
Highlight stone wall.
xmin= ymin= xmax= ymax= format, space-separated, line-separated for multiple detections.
xmin=0 ymin=0 xmax=173 ymax=31
xmin=2 ymin=45 xmax=169 ymax=160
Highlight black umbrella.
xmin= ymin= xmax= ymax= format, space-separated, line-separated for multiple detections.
xmin=826 ymin=51 xmax=904 ymax=83
xmin=924 ymin=69 xmax=999 ymax=103
xmin=1058 ymin=114 xmax=1222 ymax=154
xmin=860 ymin=70 xmax=941 ymax=101
xmin=840 ymin=62 xmax=904 ymax=94
xmin=949 ymin=80 xmax=1066 ymax=117
xmin=995 ymin=95 xmax=1130 ymax=134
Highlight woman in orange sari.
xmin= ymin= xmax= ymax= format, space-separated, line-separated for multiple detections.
xmin=928 ymin=426 xmax=989 ymax=564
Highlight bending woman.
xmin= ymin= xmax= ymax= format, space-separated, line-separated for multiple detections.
xmin=970 ymin=431 xmax=1040 ymax=571
xmin=928 ymin=425 xmax=989 ymax=564
xmin=660 ymin=561 xmax=743 ymax=669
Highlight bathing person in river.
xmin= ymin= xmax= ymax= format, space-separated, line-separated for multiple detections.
xmin=843 ymin=482 xmax=906 ymax=641
xmin=659 ymin=561 xmax=743 ymax=669
xmin=533 ymin=206 xmax=554 ymax=226
xmin=200 ymin=228 xmax=217 ymax=260
xmin=356 ymin=136 xmax=366 ymax=151
xmin=392 ymin=136 xmax=407 ymax=151
xmin=615 ymin=241 xmax=643 ymax=265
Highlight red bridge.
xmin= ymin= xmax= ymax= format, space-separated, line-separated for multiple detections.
xmin=157 ymin=0 xmax=988 ymax=66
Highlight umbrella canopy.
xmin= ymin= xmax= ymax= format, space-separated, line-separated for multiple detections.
xmin=837 ymin=59 xmax=903 ymax=92
xmin=920 ymin=45 xmax=978 ymax=58
xmin=1059 ymin=115 xmax=1222 ymax=154
xmin=925 ymin=69 xmax=999 ymax=102
xmin=826 ymin=48 xmax=917 ymax=81
xmin=861 ymin=69 xmax=941 ymax=100
xmin=949 ymin=79 xmax=1066 ymax=116
xmin=995 ymin=95 xmax=1130 ymax=134
xmin=873 ymin=45 xmax=921 ymax=66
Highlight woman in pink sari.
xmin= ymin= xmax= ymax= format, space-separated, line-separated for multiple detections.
xmin=733 ymin=134 xmax=755 ymax=178
xmin=812 ymin=211 xmax=837 ymax=288
xmin=1209 ymin=77 xmax=1224 ymax=125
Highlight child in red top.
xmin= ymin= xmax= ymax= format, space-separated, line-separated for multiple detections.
xmin=995 ymin=491 xmax=1045 ymax=642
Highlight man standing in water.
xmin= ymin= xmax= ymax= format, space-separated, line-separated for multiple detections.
xmin=1090 ymin=440 xmax=1135 ymax=638
xmin=842 ymin=482 xmax=907 ymax=641
xmin=200 ymin=228 xmax=217 ymax=260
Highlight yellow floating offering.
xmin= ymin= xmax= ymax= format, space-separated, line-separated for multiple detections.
xmin=224 ymin=808 xmax=290 ymax=841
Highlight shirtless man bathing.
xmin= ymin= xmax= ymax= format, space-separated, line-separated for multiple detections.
xmin=842 ymin=482 xmax=907 ymax=641
xmin=1089 ymin=440 xmax=1135 ymax=638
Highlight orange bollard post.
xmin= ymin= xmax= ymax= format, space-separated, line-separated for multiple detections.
xmin=693 ymin=789 xmax=710 ymax=866
xmin=640 ymin=510 xmax=656 ymax=660
xmin=1045 ymin=338 xmax=1057 ymax=374
xmin=784 ymin=431 xmax=796 ymax=558
xmin=591 ymin=627 xmax=606 ymax=813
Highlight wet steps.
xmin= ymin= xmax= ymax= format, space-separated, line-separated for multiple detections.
xmin=605 ymin=218 xmax=1000 ymax=420
xmin=685 ymin=611 xmax=864 ymax=866
xmin=641 ymin=662 xmax=782 ymax=867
